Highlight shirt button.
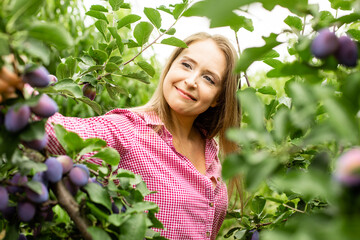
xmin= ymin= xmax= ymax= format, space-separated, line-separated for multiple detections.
xmin=209 ymin=202 xmax=214 ymax=207
xmin=206 ymin=232 xmax=211 ymax=238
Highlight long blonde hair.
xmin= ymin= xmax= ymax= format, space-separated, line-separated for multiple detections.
xmin=135 ymin=32 xmax=241 ymax=156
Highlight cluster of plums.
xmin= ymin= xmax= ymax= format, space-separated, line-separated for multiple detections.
xmin=0 ymin=155 xmax=93 ymax=223
xmin=311 ymin=29 xmax=358 ymax=67
xmin=1 ymin=66 xmax=58 ymax=150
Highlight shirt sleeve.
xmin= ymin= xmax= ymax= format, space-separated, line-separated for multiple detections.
xmin=45 ymin=111 xmax=136 ymax=157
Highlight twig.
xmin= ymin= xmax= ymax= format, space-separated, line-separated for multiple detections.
xmin=301 ymin=15 xmax=306 ymax=35
xmin=283 ymin=203 xmax=306 ymax=213
xmin=234 ymin=31 xmax=250 ymax=87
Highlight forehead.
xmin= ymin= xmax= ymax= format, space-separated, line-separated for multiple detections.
xmin=177 ymin=39 xmax=227 ymax=78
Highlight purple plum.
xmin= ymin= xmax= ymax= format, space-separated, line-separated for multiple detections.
xmin=7 ymin=173 xmax=28 ymax=194
xmin=82 ymin=83 xmax=96 ymax=100
xmin=4 ymin=105 xmax=31 ymax=132
xmin=311 ymin=29 xmax=339 ymax=59
xmin=22 ymin=66 xmax=50 ymax=88
xmin=44 ymin=157 xmax=63 ymax=183
xmin=25 ymin=181 xmax=49 ymax=203
xmin=69 ymin=166 xmax=89 ymax=187
xmin=335 ymin=36 xmax=358 ymax=67
xmin=57 ymin=155 xmax=73 ymax=174
xmin=17 ymin=201 xmax=36 ymax=222
xmin=0 ymin=187 xmax=9 ymax=210
xmin=22 ymin=133 xmax=48 ymax=151
xmin=30 ymin=94 xmax=58 ymax=118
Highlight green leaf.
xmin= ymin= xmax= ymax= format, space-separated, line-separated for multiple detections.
xmin=78 ymin=97 xmax=102 ymax=115
xmin=144 ymin=8 xmax=162 ymax=29
xmin=64 ymin=132 xmax=84 ymax=153
xmin=109 ymin=0 xmax=124 ymax=11
xmin=263 ymin=59 xmax=283 ymax=68
xmin=266 ymin=62 xmax=319 ymax=78
xmin=89 ymin=48 xmax=108 ymax=64
xmin=0 ymin=34 xmax=10 ymax=55
xmin=234 ymin=229 xmax=246 ymax=239
xmin=236 ymin=33 xmax=282 ymax=72
xmin=230 ymin=15 xmax=254 ymax=32
xmin=333 ymin=13 xmax=360 ymax=26
xmin=105 ymin=83 xmax=127 ymax=100
xmin=257 ymin=86 xmax=276 ymax=95
xmin=137 ymin=61 xmax=155 ymax=77
xmin=273 ymin=107 xmax=290 ymax=142
xmin=26 ymin=180 xmax=44 ymax=195
xmin=323 ymin=98 xmax=359 ymax=143
xmin=87 ymin=227 xmax=111 ymax=240
xmin=22 ymin=38 xmax=50 ymax=65
xmin=160 ymin=28 xmax=176 ymax=35
xmin=119 ymin=213 xmax=147 ymax=240
xmin=105 ymin=62 xmax=119 ymax=73
xmin=7 ymin=0 xmax=45 ymax=31
xmin=121 ymin=71 xmax=150 ymax=84
xmin=65 ymin=57 xmax=77 ymax=78
xmin=108 ymin=27 xmax=124 ymax=54
xmin=161 ymin=37 xmax=187 ymax=48
xmin=157 ymin=5 xmax=173 ymax=15
xmin=92 ymin=147 xmax=120 ymax=166
xmin=238 ymin=88 xmax=265 ymax=131
xmin=284 ymin=15 xmax=303 ymax=31
xmin=79 ymin=138 xmax=107 ymax=156
xmin=90 ymin=5 xmax=108 ymax=12
xmin=109 ymin=56 xmax=123 ymax=65
xmin=251 ymin=196 xmax=266 ymax=214
xmin=265 ymin=99 xmax=279 ymax=120
xmin=20 ymin=120 xmax=46 ymax=142
xmin=54 ymin=124 xmax=70 ymax=153
xmin=127 ymin=202 xmax=159 ymax=214
xmin=133 ymin=22 xmax=154 ymax=46
xmin=347 ymin=29 xmax=360 ymax=41
xmin=117 ymin=14 xmax=142 ymax=29
xmin=86 ymin=10 xmax=109 ymax=23
xmin=108 ymin=214 xmax=131 ymax=227
xmin=173 ymin=3 xmax=187 ymax=19
xmin=28 ymin=22 xmax=73 ymax=49
xmin=95 ymin=20 xmax=108 ymax=40
xmin=83 ymin=183 xmax=112 ymax=211
xmin=53 ymin=79 xmax=83 ymax=98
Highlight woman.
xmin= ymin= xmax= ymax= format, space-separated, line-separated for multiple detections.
xmin=46 ymin=32 xmax=241 ymax=239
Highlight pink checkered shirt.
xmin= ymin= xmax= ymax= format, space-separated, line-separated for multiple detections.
xmin=45 ymin=109 xmax=228 ymax=239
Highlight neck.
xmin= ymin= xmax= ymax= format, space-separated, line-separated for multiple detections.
xmin=169 ymin=111 xmax=198 ymax=141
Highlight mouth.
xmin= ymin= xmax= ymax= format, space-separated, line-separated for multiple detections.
xmin=175 ymin=87 xmax=197 ymax=101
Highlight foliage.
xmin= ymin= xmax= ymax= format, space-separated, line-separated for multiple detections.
xmin=1 ymin=0 xmax=360 ymax=239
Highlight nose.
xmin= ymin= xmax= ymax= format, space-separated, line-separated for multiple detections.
xmin=184 ymin=73 xmax=197 ymax=88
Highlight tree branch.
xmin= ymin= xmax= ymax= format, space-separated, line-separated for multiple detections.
xmin=51 ymin=180 xmax=92 ymax=240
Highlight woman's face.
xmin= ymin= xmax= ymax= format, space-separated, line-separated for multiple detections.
xmin=163 ymin=39 xmax=226 ymax=119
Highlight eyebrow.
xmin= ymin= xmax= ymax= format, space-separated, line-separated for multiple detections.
xmin=181 ymin=56 xmax=221 ymax=82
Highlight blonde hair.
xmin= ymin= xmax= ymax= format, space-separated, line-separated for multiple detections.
xmin=135 ymin=32 xmax=241 ymax=156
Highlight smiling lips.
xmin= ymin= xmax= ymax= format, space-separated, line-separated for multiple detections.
xmin=175 ymin=87 xmax=197 ymax=101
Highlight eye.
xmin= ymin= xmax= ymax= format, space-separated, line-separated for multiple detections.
xmin=181 ymin=62 xmax=192 ymax=69
xmin=203 ymin=75 xmax=215 ymax=85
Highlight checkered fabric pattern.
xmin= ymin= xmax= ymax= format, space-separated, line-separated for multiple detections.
xmin=45 ymin=109 xmax=228 ymax=240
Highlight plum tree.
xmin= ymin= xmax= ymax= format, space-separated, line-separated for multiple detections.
xmin=25 ymin=182 xmax=49 ymax=203
xmin=30 ymin=94 xmax=58 ymax=118
xmin=17 ymin=201 xmax=36 ymax=222
xmin=22 ymin=133 xmax=48 ymax=151
xmin=7 ymin=173 xmax=28 ymax=194
xmin=311 ymin=29 xmax=339 ymax=59
xmin=335 ymin=36 xmax=358 ymax=67
xmin=69 ymin=166 xmax=89 ymax=187
xmin=82 ymin=83 xmax=96 ymax=100
xmin=22 ymin=66 xmax=51 ymax=88
xmin=44 ymin=157 xmax=63 ymax=183
xmin=0 ymin=187 xmax=9 ymax=210
xmin=4 ymin=105 xmax=31 ymax=132
xmin=57 ymin=155 xmax=73 ymax=174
